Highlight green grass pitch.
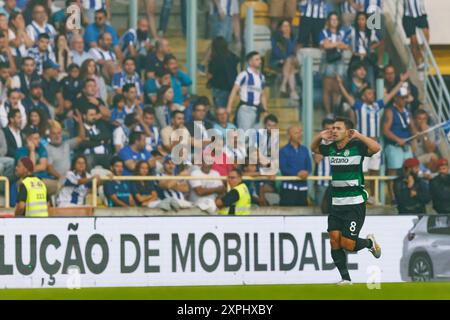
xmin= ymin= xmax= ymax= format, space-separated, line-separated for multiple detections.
xmin=1 ymin=282 xmax=450 ymax=300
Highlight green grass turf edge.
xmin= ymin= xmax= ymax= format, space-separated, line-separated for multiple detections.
xmin=1 ymin=282 xmax=450 ymax=300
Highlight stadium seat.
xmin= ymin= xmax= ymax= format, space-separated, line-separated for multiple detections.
xmin=240 ymin=0 xmax=270 ymax=26
xmin=251 ymin=25 xmax=272 ymax=56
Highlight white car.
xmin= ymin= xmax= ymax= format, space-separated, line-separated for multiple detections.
xmin=400 ymin=215 xmax=450 ymax=282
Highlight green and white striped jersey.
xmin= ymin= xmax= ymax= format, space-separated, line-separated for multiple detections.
xmin=319 ymin=139 xmax=369 ymax=206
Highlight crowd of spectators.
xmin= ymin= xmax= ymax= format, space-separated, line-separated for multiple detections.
xmin=0 ymin=0 xmax=448 ymax=215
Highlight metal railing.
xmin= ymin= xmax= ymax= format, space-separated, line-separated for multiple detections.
xmin=0 ymin=177 xmax=10 ymax=209
xmin=0 ymin=175 xmax=397 ymax=210
xmin=90 ymin=175 xmax=396 ymax=208
xmin=418 ymin=29 xmax=450 ymax=154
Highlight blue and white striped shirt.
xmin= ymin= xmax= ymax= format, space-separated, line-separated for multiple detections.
xmin=235 ymin=68 xmax=265 ymax=107
xmin=26 ymin=46 xmax=56 ymax=75
xmin=88 ymin=47 xmax=116 ymax=62
xmin=404 ymin=0 xmax=426 ymax=18
xmin=82 ymin=0 xmax=106 ymax=10
xmin=341 ymin=0 xmax=382 ymax=14
xmin=352 ymin=99 xmax=385 ymax=138
xmin=57 ymin=171 xmax=92 ymax=206
xmin=300 ymin=0 xmax=327 ymax=19
xmin=349 ymin=27 xmax=379 ymax=55
xmin=120 ymin=28 xmax=151 ymax=57
xmin=319 ymin=28 xmax=348 ymax=46
xmin=158 ymin=172 xmax=187 ymax=201
xmin=26 ymin=21 xmax=57 ymax=45
xmin=112 ymin=71 xmax=143 ymax=96
xmin=316 ymin=155 xmax=331 ymax=187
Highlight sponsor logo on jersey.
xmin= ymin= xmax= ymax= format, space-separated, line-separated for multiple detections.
xmin=330 ymin=157 xmax=350 ymax=164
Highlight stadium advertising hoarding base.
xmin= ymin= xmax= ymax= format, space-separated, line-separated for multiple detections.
xmin=0 ymin=216 xmax=418 ymax=289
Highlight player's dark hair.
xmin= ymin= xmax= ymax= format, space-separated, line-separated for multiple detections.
xmin=245 ymin=51 xmax=260 ymax=62
xmin=71 ymin=154 xmax=88 ymax=177
xmin=134 ymin=160 xmax=149 ymax=176
xmin=164 ymin=54 xmax=177 ymax=65
xmin=38 ymin=33 xmax=50 ymax=40
xmin=7 ymin=108 xmax=20 ymax=121
xmin=110 ymin=156 xmax=123 ymax=168
xmin=143 ymin=106 xmax=155 ymax=116
xmin=264 ymin=114 xmax=278 ymax=124
xmin=95 ymin=8 xmax=107 ymax=17
xmin=334 ymin=117 xmax=354 ymax=130
xmin=156 ymin=68 xmax=170 ymax=79
xmin=229 ymin=167 xmax=243 ymax=177
xmin=172 ymin=110 xmax=184 ymax=118
xmin=83 ymin=78 xmax=96 ymax=87
xmin=123 ymin=57 xmax=136 ymax=66
xmin=322 ymin=118 xmax=334 ymax=128
xmin=85 ymin=104 xmax=99 ymax=115
xmin=129 ymin=131 xmax=144 ymax=145
xmin=194 ymin=96 xmax=210 ymax=109
xmin=124 ymin=113 xmax=137 ymax=127
xmin=122 ymin=83 xmax=136 ymax=93
xmin=361 ymin=86 xmax=374 ymax=96
xmin=414 ymin=109 xmax=429 ymax=118
xmin=23 ymin=127 xmax=40 ymax=138
xmin=98 ymin=32 xmax=112 ymax=43
xmin=112 ymin=93 xmax=124 ymax=107
xmin=351 ymin=61 xmax=367 ymax=74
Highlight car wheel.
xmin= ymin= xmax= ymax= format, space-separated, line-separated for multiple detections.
xmin=409 ymin=254 xmax=433 ymax=282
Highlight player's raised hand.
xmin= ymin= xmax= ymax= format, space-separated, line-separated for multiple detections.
xmin=320 ymin=129 xmax=333 ymax=141
xmin=349 ymin=129 xmax=361 ymax=140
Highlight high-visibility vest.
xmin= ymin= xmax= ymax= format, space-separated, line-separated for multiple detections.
xmin=218 ymin=183 xmax=251 ymax=215
xmin=22 ymin=177 xmax=48 ymax=217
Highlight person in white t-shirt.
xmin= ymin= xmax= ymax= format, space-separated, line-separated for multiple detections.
xmin=189 ymin=162 xmax=226 ymax=214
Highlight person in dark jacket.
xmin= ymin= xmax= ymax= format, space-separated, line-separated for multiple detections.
xmin=394 ymin=157 xmax=430 ymax=214
xmin=270 ymin=19 xmax=298 ymax=100
xmin=430 ymin=158 xmax=450 ymax=214
xmin=207 ymin=36 xmax=239 ymax=109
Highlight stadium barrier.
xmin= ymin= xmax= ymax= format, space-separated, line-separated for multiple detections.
xmin=91 ymin=175 xmax=397 ymax=207
xmin=0 ymin=177 xmax=9 ymax=209
xmin=0 ymin=176 xmax=397 ymax=209
xmin=0 ymin=215 xmax=428 ymax=288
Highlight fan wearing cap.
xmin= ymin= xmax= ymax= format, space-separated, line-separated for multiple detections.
xmin=430 ymin=158 xmax=450 ymax=214
xmin=21 ymin=80 xmax=51 ymax=119
xmin=59 ymin=64 xmax=83 ymax=121
xmin=382 ymin=82 xmax=418 ymax=203
xmin=41 ymin=59 xmax=64 ymax=112
xmin=14 ymin=156 xmax=48 ymax=217
xmin=393 ymin=157 xmax=431 ymax=215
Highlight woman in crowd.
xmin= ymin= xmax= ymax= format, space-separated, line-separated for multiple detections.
xmin=207 ymin=36 xmax=240 ymax=109
xmin=132 ymin=160 xmax=166 ymax=209
xmin=56 ymin=155 xmax=100 ymax=207
xmin=154 ymin=85 xmax=177 ymax=129
xmin=8 ymin=11 xmax=33 ymax=66
xmin=270 ymin=19 xmax=298 ymax=100
xmin=26 ymin=108 xmax=50 ymax=145
xmin=347 ymin=12 xmax=381 ymax=86
xmin=320 ymin=12 xmax=350 ymax=119
xmin=54 ymin=33 xmax=72 ymax=76
xmin=80 ymin=58 xmax=107 ymax=102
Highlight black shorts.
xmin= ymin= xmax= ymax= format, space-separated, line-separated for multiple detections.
xmin=402 ymin=15 xmax=429 ymax=38
xmin=327 ymin=203 xmax=366 ymax=241
xmin=298 ymin=16 xmax=326 ymax=47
